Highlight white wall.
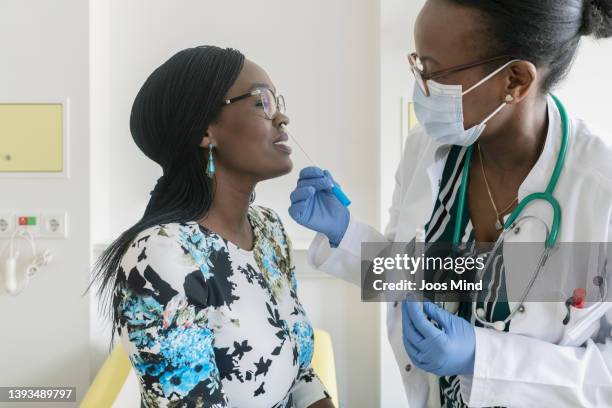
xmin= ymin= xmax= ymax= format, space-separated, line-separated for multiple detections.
xmin=90 ymin=1 xmax=381 ymax=407
xmin=556 ymin=37 xmax=612 ymax=143
xmin=0 ymin=0 xmax=91 ymax=405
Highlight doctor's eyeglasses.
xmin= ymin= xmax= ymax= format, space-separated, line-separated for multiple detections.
xmin=408 ymin=52 xmax=513 ymax=97
xmin=222 ymin=87 xmax=286 ymax=120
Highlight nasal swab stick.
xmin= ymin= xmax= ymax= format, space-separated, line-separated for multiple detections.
xmin=281 ymin=124 xmax=351 ymax=207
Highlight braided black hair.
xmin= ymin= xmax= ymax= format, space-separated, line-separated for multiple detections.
xmin=84 ymin=45 xmax=245 ymax=350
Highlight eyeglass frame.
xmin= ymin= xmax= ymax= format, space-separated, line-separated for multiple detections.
xmin=408 ymin=52 xmax=515 ymax=97
xmin=221 ymin=87 xmax=286 ymax=120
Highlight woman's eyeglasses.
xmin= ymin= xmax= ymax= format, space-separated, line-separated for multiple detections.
xmin=408 ymin=52 xmax=514 ymax=97
xmin=222 ymin=87 xmax=286 ymax=119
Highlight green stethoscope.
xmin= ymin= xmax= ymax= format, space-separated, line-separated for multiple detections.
xmin=450 ymin=94 xmax=569 ymax=331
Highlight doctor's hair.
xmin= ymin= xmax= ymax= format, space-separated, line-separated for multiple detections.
xmin=84 ymin=45 xmax=245 ymax=351
xmin=450 ymin=0 xmax=612 ymax=92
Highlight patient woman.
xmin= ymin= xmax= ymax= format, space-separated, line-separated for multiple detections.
xmin=88 ymin=46 xmax=333 ymax=408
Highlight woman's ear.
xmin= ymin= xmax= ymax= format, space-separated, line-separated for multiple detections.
xmin=200 ymin=129 xmax=216 ymax=148
xmin=505 ymin=60 xmax=538 ymax=103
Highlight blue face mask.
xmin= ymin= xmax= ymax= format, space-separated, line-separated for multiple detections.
xmin=413 ymin=59 xmax=519 ymax=146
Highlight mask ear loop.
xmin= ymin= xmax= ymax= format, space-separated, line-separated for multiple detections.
xmin=460 ymin=59 xmax=520 ymax=128
xmin=479 ymin=99 xmax=510 ymax=126
xmin=461 ymin=59 xmax=521 ymax=96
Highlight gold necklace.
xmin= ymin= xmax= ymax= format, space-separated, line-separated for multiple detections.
xmin=477 ymin=143 xmax=518 ymax=230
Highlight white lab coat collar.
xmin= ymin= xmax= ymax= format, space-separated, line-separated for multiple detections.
xmin=518 ymin=94 xmax=564 ymax=196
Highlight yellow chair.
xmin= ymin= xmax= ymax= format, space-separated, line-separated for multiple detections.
xmin=81 ymin=343 xmax=132 ymax=407
xmin=83 ymin=329 xmax=339 ymax=407
xmin=311 ymin=329 xmax=340 ymax=407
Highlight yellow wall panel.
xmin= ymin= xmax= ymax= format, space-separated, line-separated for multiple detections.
xmin=409 ymin=101 xmax=418 ymax=129
xmin=0 ymin=103 xmax=63 ymax=172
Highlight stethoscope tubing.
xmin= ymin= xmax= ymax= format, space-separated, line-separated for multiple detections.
xmin=448 ymin=94 xmax=570 ymax=329
xmin=452 ymin=93 xmax=569 ymax=247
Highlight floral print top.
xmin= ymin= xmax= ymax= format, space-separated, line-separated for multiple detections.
xmin=113 ymin=205 xmax=330 ymax=408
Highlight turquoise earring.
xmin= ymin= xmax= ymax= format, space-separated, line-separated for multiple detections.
xmin=206 ymin=143 xmax=215 ymax=178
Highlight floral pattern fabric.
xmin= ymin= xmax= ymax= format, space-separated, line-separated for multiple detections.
xmin=113 ymin=206 xmax=330 ymax=408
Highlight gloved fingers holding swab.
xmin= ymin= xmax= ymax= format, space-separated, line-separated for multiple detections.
xmin=290 ymin=186 xmax=316 ymax=203
xmin=297 ymin=174 xmax=333 ymax=192
xmin=283 ymin=124 xmax=351 ymax=207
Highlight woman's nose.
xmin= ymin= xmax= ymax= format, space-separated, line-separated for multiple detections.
xmin=274 ymin=112 xmax=290 ymax=127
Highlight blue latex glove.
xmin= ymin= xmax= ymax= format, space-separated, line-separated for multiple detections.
xmin=288 ymin=166 xmax=350 ymax=247
xmin=401 ymin=300 xmax=476 ymax=376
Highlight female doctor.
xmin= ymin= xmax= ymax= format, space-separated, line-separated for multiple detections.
xmin=289 ymin=0 xmax=612 ymax=407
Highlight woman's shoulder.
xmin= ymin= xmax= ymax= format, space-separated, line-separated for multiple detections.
xmin=121 ymin=222 xmax=198 ymax=266
xmin=118 ymin=221 xmax=222 ymax=294
xmin=399 ymin=124 xmax=445 ymax=181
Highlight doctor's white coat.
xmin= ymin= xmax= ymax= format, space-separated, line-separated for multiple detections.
xmin=306 ymin=96 xmax=612 ymax=407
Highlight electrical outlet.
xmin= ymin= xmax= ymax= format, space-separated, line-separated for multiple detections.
xmin=41 ymin=213 xmax=68 ymax=238
xmin=0 ymin=214 xmax=15 ymax=237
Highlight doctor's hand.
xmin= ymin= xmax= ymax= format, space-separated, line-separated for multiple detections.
xmin=401 ymin=300 xmax=476 ymax=377
xmin=288 ymin=166 xmax=349 ymax=248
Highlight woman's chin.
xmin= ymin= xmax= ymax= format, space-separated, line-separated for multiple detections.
xmin=276 ymin=157 xmax=293 ymax=176
xmin=266 ymin=158 xmax=293 ymax=179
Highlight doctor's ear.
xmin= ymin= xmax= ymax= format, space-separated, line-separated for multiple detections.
xmin=504 ymin=60 xmax=538 ymax=103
